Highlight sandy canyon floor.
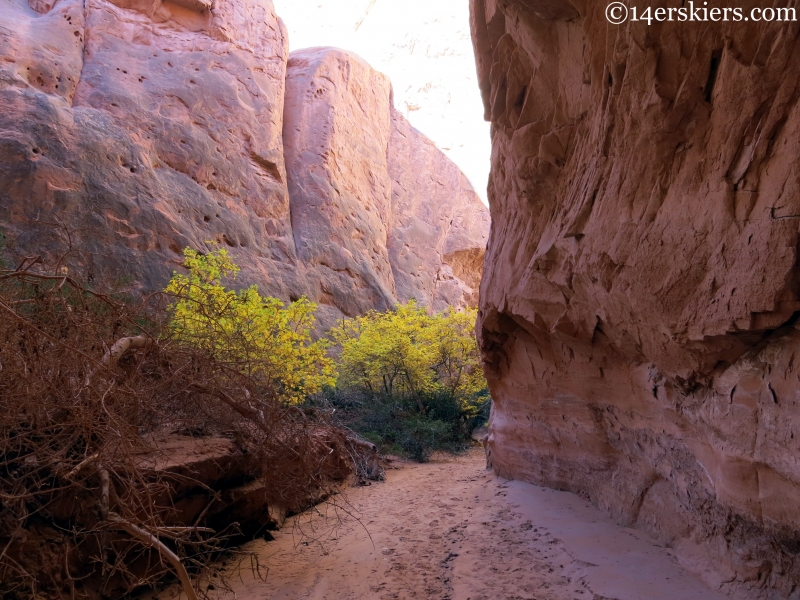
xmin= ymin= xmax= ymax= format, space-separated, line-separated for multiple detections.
xmin=151 ymin=449 xmax=728 ymax=600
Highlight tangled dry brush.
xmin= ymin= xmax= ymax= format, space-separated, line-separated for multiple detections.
xmin=0 ymin=256 xmax=378 ymax=599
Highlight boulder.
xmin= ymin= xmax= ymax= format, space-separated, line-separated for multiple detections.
xmin=472 ymin=0 xmax=800 ymax=597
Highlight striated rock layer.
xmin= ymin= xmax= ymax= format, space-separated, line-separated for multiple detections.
xmin=0 ymin=0 xmax=488 ymax=325
xmin=472 ymin=0 xmax=800 ymax=597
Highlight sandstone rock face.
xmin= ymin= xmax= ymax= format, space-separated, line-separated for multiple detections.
xmin=388 ymin=106 xmax=490 ymax=312
xmin=283 ymin=47 xmax=489 ymax=324
xmin=0 ymin=1 xmax=487 ymax=324
xmin=0 ymin=0 xmax=298 ymax=293
xmin=472 ymin=0 xmax=800 ymax=597
xmin=283 ymin=48 xmax=397 ymax=321
xmin=274 ymin=0 xmax=493 ymax=205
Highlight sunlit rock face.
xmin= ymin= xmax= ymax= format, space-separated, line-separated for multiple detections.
xmin=281 ymin=46 xmax=489 ymax=324
xmin=472 ymin=0 xmax=800 ymax=596
xmin=388 ymin=106 xmax=490 ymax=313
xmin=284 ymin=47 xmax=401 ymax=324
xmin=273 ymin=0 xmax=492 ymax=205
xmin=0 ymin=0 xmax=296 ymax=292
xmin=0 ymin=0 xmax=487 ymax=323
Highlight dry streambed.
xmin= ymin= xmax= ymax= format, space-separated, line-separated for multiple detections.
xmin=151 ymin=450 xmax=729 ymax=600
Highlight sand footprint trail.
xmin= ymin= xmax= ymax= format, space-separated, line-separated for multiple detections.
xmin=154 ymin=450 xmax=728 ymax=600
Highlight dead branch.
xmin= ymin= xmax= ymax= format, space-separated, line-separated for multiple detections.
xmin=101 ymin=336 xmax=151 ymax=369
xmin=98 ymin=467 xmax=110 ymax=520
xmin=0 ymin=297 xmax=105 ymax=370
xmin=63 ymin=453 xmax=100 ymax=481
xmin=108 ymin=513 xmax=198 ymax=600
xmin=189 ymin=384 xmax=267 ymax=431
xmin=0 ymin=257 xmax=364 ymax=598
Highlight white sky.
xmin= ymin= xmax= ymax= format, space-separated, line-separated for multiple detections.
xmin=272 ymin=0 xmax=491 ymax=205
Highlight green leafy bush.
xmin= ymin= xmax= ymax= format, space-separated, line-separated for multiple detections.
xmin=165 ymin=248 xmax=490 ymax=461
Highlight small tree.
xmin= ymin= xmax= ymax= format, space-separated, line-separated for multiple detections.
xmin=330 ymin=302 xmax=439 ymax=413
xmin=328 ymin=301 xmax=489 ymax=460
xmin=429 ymin=308 xmax=487 ymax=420
xmin=166 ymin=246 xmax=335 ymax=404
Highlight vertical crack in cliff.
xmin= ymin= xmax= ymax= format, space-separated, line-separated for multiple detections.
xmin=704 ymin=49 xmax=723 ymax=103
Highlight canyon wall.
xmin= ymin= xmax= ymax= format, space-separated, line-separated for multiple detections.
xmin=283 ymin=47 xmax=490 ymax=324
xmin=0 ymin=0 xmax=488 ymax=325
xmin=388 ymin=105 xmax=491 ymax=313
xmin=472 ymin=0 xmax=800 ymax=597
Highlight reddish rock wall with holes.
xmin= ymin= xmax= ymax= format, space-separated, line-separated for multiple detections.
xmin=472 ymin=0 xmax=800 ymax=597
xmin=0 ymin=0 xmax=488 ymax=327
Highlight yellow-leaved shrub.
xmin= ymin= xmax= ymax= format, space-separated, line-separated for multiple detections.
xmin=329 ymin=301 xmax=487 ymax=417
xmin=165 ymin=247 xmax=335 ymax=404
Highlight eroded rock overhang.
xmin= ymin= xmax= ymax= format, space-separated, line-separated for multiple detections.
xmin=472 ymin=0 xmax=800 ymax=597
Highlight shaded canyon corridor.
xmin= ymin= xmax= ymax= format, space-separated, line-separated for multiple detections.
xmin=2 ymin=0 xmax=800 ymax=598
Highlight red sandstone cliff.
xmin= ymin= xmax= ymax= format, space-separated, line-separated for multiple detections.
xmin=0 ymin=0 xmax=488 ymax=323
xmin=472 ymin=0 xmax=800 ymax=597
xmin=388 ymin=105 xmax=491 ymax=312
xmin=283 ymin=47 xmax=490 ymax=324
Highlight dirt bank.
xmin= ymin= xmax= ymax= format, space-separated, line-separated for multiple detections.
xmin=150 ymin=449 xmax=729 ymax=599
